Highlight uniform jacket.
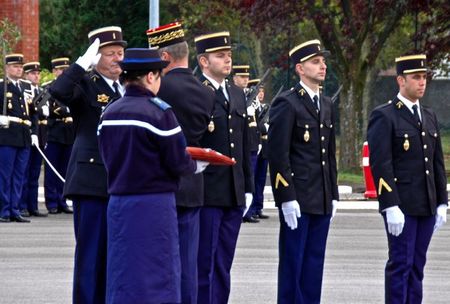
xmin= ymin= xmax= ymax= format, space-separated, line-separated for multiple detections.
xmin=43 ymin=81 xmax=75 ymax=145
xmin=247 ymin=105 xmax=261 ymax=152
xmin=199 ymin=75 xmax=254 ymax=207
xmin=31 ymin=86 xmax=48 ymax=148
xmin=49 ymin=64 xmax=121 ymax=199
xmin=0 ymin=79 xmax=37 ymax=147
xmin=158 ymin=67 xmax=215 ymax=207
xmin=367 ymin=97 xmax=448 ymax=216
xmin=258 ymin=103 xmax=270 ymax=159
xmin=268 ymin=83 xmax=339 ymax=214
xmin=98 ymin=84 xmax=196 ymax=195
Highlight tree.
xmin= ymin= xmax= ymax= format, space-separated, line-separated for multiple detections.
xmin=0 ymin=18 xmax=21 ymax=77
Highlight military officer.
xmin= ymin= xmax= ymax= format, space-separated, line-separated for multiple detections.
xmin=19 ymin=61 xmax=48 ymax=217
xmin=44 ymin=57 xmax=74 ymax=214
xmin=147 ymin=21 xmax=215 ymax=304
xmin=367 ymin=54 xmax=448 ymax=303
xmin=194 ymin=31 xmax=254 ymax=303
xmin=0 ymin=54 xmax=38 ymax=223
xmin=232 ymin=64 xmax=250 ymax=90
xmin=267 ymin=39 xmax=339 ymax=303
xmin=48 ymin=26 xmax=126 ymax=303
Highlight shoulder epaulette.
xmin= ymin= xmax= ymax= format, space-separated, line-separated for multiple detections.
xmin=149 ymin=97 xmax=171 ymax=111
xmin=90 ymin=73 xmax=100 ymax=82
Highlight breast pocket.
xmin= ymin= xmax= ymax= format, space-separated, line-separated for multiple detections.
xmin=296 ymin=119 xmax=316 ymax=143
xmin=394 ymin=129 xmax=418 ymax=152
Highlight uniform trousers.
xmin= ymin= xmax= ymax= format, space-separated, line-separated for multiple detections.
xmin=244 ymin=151 xmax=258 ymax=218
xmin=0 ymin=146 xmax=30 ymax=218
xmin=106 ymin=193 xmax=181 ymax=304
xmin=382 ymin=214 xmax=435 ymax=304
xmin=248 ymin=154 xmax=268 ymax=216
xmin=19 ymin=146 xmax=42 ymax=212
xmin=72 ymin=196 xmax=108 ymax=304
xmin=278 ymin=211 xmax=331 ymax=304
xmin=44 ymin=142 xmax=72 ymax=210
xmin=177 ymin=206 xmax=201 ymax=304
xmin=197 ymin=206 xmax=244 ymax=304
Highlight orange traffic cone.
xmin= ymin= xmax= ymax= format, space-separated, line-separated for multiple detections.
xmin=362 ymin=141 xmax=377 ymax=198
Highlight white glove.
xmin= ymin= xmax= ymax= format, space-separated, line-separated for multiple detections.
xmin=246 ymin=105 xmax=255 ymax=116
xmin=194 ymin=160 xmax=209 ymax=174
xmin=257 ymin=144 xmax=262 ymax=155
xmin=385 ymin=206 xmax=405 ymax=237
xmin=434 ymin=204 xmax=448 ymax=232
xmin=76 ymin=38 xmax=101 ymax=71
xmin=264 ymin=123 xmax=269 ymax=132
xmin=31 ymin=134 xmax=39 ymax=147
xmin=331 ymin=200 xmax=338 ymax=222
xmin=243 ymin=193 xmax=253 ymax=215
xmin=0 ymin=115 xmax=9 ymax=127
xmin=41 ymin=105 xmax=49 ymax=117
xmin=281 ymin=200 xmax=301 ymax=230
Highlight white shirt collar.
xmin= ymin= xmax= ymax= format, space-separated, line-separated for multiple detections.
xmin=397 ymin=93 xmax=421 ymax=117
xmin=300 ymin=80 xmax=320 ymax=101
xmin=203 ymin=73 xmax=229 ymax=100
xmin=99 ymin=74 xmax=124 ymax=97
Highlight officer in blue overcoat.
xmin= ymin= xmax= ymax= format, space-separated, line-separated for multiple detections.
xmin=367 ymin=54 xmax=448 ymax=303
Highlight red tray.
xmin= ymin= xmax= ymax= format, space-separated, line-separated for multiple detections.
xmin=186 ymin=147 xmax=236 ymax=166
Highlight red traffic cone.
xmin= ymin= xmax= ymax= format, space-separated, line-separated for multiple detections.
xmin=362 ymin=141 xmax=377 ymax=199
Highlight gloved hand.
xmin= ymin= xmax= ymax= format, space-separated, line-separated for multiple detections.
xmin=194 ymin=160 xmax=209 ymax=174
xmin=434 ymin=204 xmax=448 ymax=232
xmin=31 ymin=134 xmax=39 ymax=147
xmin=331 ymin=200 xmax=338 ymax=222
xmin=246 ymin=105 xmax=255 ymax=116
xmin=0 ymin=115 xmax=9 ymax=128
xmin=385 ymin=206 xmax=405 ymax=237
xmin=243 ymin=192 xmax=253 ymax=215
xmin=257 ymin=144 xmax=262 ymax=155
xmin=76 ymin=38 xmax=101 ymax=71
xmin=41 ymin=104 xmax=50 ymax=117
xmin=281 ymin=200 xmax=301 ymax=230
xmin=264 ymin=123 xmax=269 ymax=132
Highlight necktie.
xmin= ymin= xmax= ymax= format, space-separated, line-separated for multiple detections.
xmin=412 ymin=104 xmax=421 ymax=125
xmin=313 ymin=95 xmax=320 ymax=113
xmin=113 ymin=81 xmax=120 ymax=97
xmin=216 ymin=86 xmax=229 ymax=108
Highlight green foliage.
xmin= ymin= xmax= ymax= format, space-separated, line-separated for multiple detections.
xmin=0 ymin=18 xmax=21 ymax=77
xmin=39 ymin=69 xmax=56 ymax=85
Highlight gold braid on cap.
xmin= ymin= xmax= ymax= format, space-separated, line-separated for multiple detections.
xmin=148 ymin=29 xmax=185 ymax=47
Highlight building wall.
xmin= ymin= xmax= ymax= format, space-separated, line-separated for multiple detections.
xmin=0 ymin=0 xmax=39 ymax=62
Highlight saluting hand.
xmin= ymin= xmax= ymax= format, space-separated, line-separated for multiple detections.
xmin=76 ymin=38 xmax=101 ymax=71
xmin=281 ymin=200 xmax=301 ymax=230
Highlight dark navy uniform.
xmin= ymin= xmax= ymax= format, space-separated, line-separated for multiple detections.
xmin=98 ymin=47 xmax=195 ymax=303
xmin=44 ymin=80 xmax=75 ymax=213
xmin=0 ymin=69 xmax=37 ymax=221
xmin=48 ymin=26 xmax=126 ymax=304
xmin=268 ymin=81 xmax=338 ymax=303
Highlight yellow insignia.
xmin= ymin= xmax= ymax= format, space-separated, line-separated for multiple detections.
xmin=6 ymin=92 xmax=12 ymax=98
xmin=396 ymin=101 xmax=403 ymax=109
xmin=97 ymin=94 xmax=110 ymax=103
xmin=303 ymin=125 xmax=310 ymax=142
xmin=208 ymin=120 xmax=215 ymax=132
xmin=378 ymin=178 xmax=392 ymax=195
xmin=299 ymin=88 xmax=305 ymax=96
xmin=91 ymin=74 xmax=99 ymax=82
xmin=275 ymin=173 xmax=289 ymax=189
xmin=403 ymin=134 xmax=409 ymax=151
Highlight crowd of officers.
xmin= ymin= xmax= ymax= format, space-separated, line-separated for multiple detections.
xmin=0 ymin=55 xmax=74 ymax=223
xmin=0 ymin=19 xmax=447 ymax=304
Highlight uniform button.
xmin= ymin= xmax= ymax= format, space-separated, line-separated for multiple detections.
xmin=229 ymin=128 xmax=233 ymax=133
xmin=23 ymin=112 xmax=26 ymax=115
xmin=89 ymin=158 xmax=94 ymax=163
xmin=228 ymin=115 xmax=232 ymax=119
xmin=426 ymin=170 xmax=429 ymax=175
xmin=423 ymin=144 xmax=427 ymax=149
xmin=322 ymin=161 xmax=325 ymax=165
xmin=231 ymin=157 xmax=235 ymax=162
xmin=330 ymin=124 xmax=333 ymax=128
xmin=421 ymin=131 xmax=426 ymax=136
xmin=291 ymin=173 xmax=294 ymax=176
xmin=320 ymin=124 xmax=323 ymax=128
xmin=321 ymin=136 xmax=325 ymax=141
xmin=434 ymin=133 xmax=437 ymax=137
xmin=322 ymin=148 xmax=326 ymax=154
xmin=394 ymin=178 xmax=398 ymax=182
xmin=230 ymin=143 xmax=235 ymax=148
xmin=425 ymin=157 xmax=428 ymax=162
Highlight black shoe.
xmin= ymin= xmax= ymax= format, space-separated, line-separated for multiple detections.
xmin=20 ymin=209 xmax=31 ymax=217
xmin=11 ymin=215 xmax=31 ymax=223
xmin=59 ymin=206 xmax=73 ymax=214
xmin=30 ymin=210 xmax=48 ymax=217
xmin=48 ymin=208 xmax=60 ymax=214
xmin=243 ymin=216 xmax=260 ymax=223
xmin=0 ymin=217 xmax=10 ymax=223
xmin=254 ymin=211 xmax=270 ymax=219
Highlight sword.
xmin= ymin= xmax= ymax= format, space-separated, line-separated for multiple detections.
xmin=33 ymin=143 xmax=66 ymax=183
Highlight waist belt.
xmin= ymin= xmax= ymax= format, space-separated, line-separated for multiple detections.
xmin=39 ymin=120 xmax=48 ymax=125
xmin=55 ymin=117 xmax=73 ymax=123
xmin=8 ymin=116 xmax=32 ymax=127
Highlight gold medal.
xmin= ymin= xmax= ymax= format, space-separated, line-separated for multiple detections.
xmin=403 ymin=134 xmax=409 ymax=151
xmin=303 ymin=124 xmax=310 ymax=142
xmin=208 ymin=120 xmax=215 ymax=132
xmin=8 ymin=102 xmax=12 ymax=109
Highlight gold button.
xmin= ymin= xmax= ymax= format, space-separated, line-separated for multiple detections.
xmin=434 ymin=133 xmax=437 ymax=137
xmin=322 ymin=149 xmax=326 ymax=154
xmin=320 ymin=124 xmax=323 ymax=128
xmin=421 ymin=132 xmax=425 ymax=136
xmin=330 ymin=124 xmax=333 ymax=128
xmin=423 ymin=144 xmax=427 ymax=149
xmin=229 ymin=128 xmax=233 ymax=133
xmin=322 ymin=161 xmax=325 ymax=165
xmin=231 ymin=157 xmax=235 ymax=162
xmin=230 ymin=143 xmax=234 ymax=148
xmin=291 ymin=173 xmax=294 ymax=176
xmin=394 ymin=178 xmax=398 ymax=182
xmin=321 ymin=136 xmax=325 ymax=141
xmin=426 ymin=170 xmax=429 ymax=175
xmin=89 ymin=158 xmax=94 ymax=163
xmin=243 ymin=114 xmax=246 ymax=118
xmin=425 ymin=157 xmax=428 ymax=162
xmin=228 ymin=115 xmax=232 ymax=119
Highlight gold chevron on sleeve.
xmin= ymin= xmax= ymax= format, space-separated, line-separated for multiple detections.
xmin=378 ymin=178 xmax=392 ymax=195
xmin=275 ymin=173 xmax=289 ymax=189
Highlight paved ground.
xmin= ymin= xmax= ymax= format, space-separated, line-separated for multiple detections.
xmin=1 ymin=206 xmax=449 ymax=303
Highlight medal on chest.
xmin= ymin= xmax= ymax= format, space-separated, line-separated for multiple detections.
xmin=303 ymin=124 xmax=310 ymax=142
xmin=403 ymin=134 xmax=410 ymax=151
xmin=208 ymin=116 xmax=215 ymax=132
